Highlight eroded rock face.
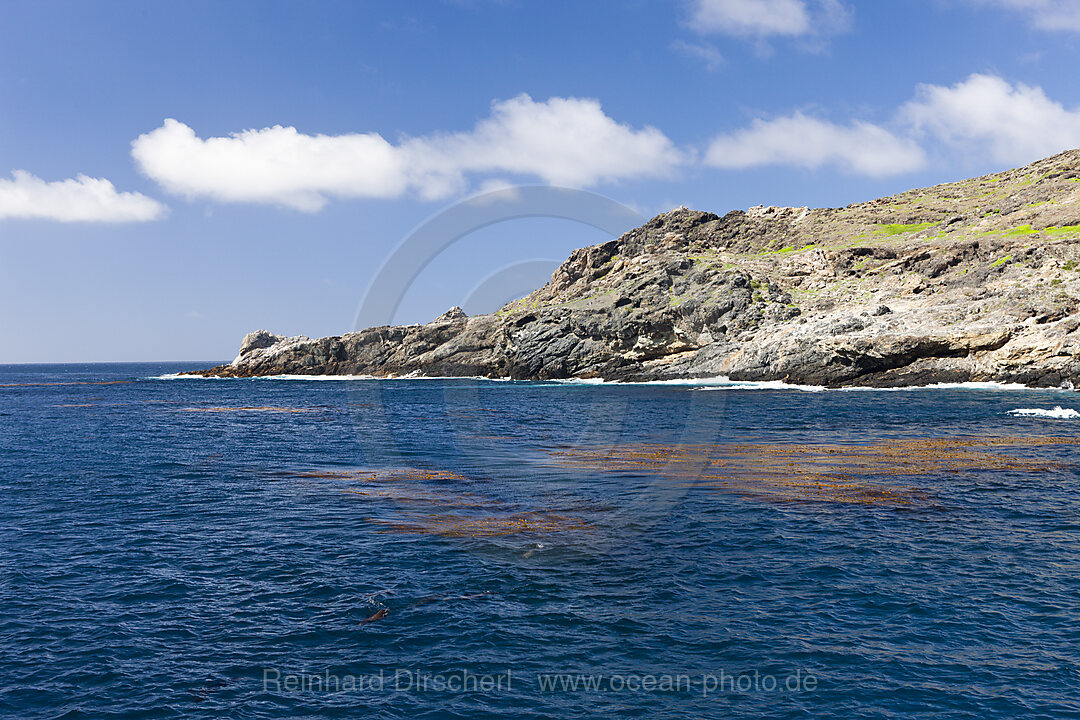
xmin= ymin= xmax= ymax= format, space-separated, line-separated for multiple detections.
xmin=236 ymin=330 xmax=283 ymax=359
xmin=194 ymin=149 xmax=1080 ymax=388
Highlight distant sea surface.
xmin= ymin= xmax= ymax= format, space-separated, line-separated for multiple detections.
xmin=3 ymin=362 xmax=1080 ymax=719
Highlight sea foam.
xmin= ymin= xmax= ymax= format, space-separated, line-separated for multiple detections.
xmin=148 ymin=373 xmax=1074 ymax=393
xmin=1007 ymin=406 xmax=1080 ymax=419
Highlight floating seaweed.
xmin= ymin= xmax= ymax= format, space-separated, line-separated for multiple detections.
xmin=274 ymin=465 xmax=588 ymax=538
xmin=285 ymin=436 xmax=1075 ymax=537
xmin=0 ymin=381 xmax=132 ymax=388
xmin=179 ymin=406 xmax=317 ymax=413
xmin=367 ymin=511 xmax=588 ymax=537
xmin=546 ymin=436 xmax=1076 ymax=506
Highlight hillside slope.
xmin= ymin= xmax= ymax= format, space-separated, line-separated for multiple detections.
xmin=195 ymin=150 xmax=1080 ymax=387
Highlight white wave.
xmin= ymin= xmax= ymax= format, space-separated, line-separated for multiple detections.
xmin=544 ymin=378 xmax=607 ymax=385
xmin=546 ymin=376 xmax=826 ymax=391
xmin=147 ymin=372 xmax=1073 ymax=393
xmin=148 ymin=372 xmax=515 ymax=382
xmin=1008 ymin=406 xmax=1080 ymax=419
xmin=690 ymin=378 xmax=826 ymax=393
xmin=546 ymin=377 xmax=1058 ymax=393
xmin=838 ymin=381 xmax=1037 ymax=392
xmin=258 ymin=374 xmax=381 ymax=381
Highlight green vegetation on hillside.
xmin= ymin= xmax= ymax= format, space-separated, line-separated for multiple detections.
xmin=877 ymin=222 xmax=937 ymax=236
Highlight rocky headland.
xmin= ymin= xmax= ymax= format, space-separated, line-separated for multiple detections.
xmin=193 ymin=150 xmax=1080 ymax=388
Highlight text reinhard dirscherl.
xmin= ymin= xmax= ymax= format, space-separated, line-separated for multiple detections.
xmin=262 ymin=668 xmax=818 ymax=698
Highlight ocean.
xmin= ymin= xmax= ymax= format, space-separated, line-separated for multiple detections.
xmin=2 ymin=362 xmax=1080 ymax=719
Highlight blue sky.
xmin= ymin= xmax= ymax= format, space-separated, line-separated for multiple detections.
xmin=3 ymin=0 xmax=1080 ymax=362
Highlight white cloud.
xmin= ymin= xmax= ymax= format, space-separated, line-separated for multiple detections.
xmin=406 ymin=95 xmax=684 ymax=193
xmin=132 ymin=120 xmax=408 ymax=212
xmin=0 ymin=170 xmax=166 ymax=222
xmin=704 ymin=74 xmax=1080 ymax=176
xmin=902 ymin=73 xmax=1080 ymax=165
xmin=980 ymin=0 xmax=1080 ymax=31
xmin=671 ymin=40 xmax=726 ymax=70
xmin=132 ymin=95 xmax=686 ymax=211
xmin=705 ymin=112 xmax=926 ymax=176
xmin=686 ymin=0 xmax=851 ymax=38
xmin=689 ymin=0 xmax=809 ymax=35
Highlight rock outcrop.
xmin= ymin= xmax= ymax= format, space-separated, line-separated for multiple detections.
xmin=193 ymin=150 xmax=1080 ymax=388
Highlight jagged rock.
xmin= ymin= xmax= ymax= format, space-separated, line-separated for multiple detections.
xmin=434 ymin=306 xmax=467 ymax=323
xmin=239 ymin=329 xmax=281 ymax=354
xmin=234 ymin=330 xmax=284 ymax=363
xmin=193 ymin=150 xmax=1080 ymax=388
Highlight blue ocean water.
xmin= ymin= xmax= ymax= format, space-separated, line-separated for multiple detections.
xmin=2 ymin=363 xmax=1080 ymax=719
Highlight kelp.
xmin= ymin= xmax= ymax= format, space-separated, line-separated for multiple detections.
xmin=546 ymin=436 xmax=1075 ymax=505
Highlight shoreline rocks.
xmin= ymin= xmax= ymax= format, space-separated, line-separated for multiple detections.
xmin=192 ymin=150 xmax=1080 ymax=390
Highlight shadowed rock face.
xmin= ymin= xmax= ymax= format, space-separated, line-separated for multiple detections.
xmin=194 ymin=149 xmax=1080 ymax=388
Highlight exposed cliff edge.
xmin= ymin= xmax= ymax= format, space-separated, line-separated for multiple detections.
xmin=193 ymin=150 xmax=1080 ymax=388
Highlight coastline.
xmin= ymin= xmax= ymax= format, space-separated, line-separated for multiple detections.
xmin=193 ymin=151 xmax=1080 ymax=390
xmin=156 ymin=371 xmax=1077 ymax=394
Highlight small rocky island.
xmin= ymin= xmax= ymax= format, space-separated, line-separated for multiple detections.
xmin=194 ymin=150 xmax=1080 ymax=388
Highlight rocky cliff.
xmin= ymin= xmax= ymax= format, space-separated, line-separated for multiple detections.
xmin=194 ymin=150 xmax=1080 ymax=388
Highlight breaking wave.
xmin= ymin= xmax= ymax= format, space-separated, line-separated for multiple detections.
xmin=1007 ymin=407 xmax=1080 ymax=419
xmin=148 ymin=373 xmax=1075 ymax=394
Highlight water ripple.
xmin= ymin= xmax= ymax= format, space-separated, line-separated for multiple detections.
xmin=2 ymin=363 xmax=1080 ymax=719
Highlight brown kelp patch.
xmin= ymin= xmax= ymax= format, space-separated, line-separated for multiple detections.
xmin=279 ymin=465 xmax=588 ymax=538
xmin=289 ymin=469 xmax=379 ymax=480
xmin=546 ymin=436 xmax=1077 ymax=506
xmin=344 ymin=468 xmax=586 ymax=536
xmin=344 ymin=484 xmax=490 ymax=510
xmin=0 ymin=381 xmax=132 ymax=388
xmin=276 ymin=468 xmax=471 ymax=483
xmin=367 ymin=512 xmax=588 ymax=538
xmin=179 ymin=406 xmax=317 ymax=413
